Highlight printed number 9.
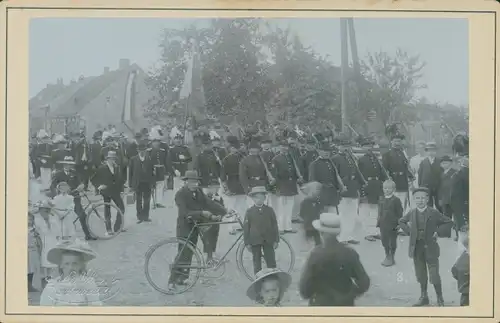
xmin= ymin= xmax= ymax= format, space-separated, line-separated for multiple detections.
xmin=397 ymin=272 xmax=404 ymax=283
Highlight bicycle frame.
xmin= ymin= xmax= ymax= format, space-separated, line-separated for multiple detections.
xmin=175 ymin=215 xmax=244 ymax=271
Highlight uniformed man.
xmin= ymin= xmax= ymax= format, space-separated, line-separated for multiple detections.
xmin=260 ymin=135 xmax=278 ymax=211
xmin=272 ymin=139 xmax=303 ymax=234
xmin=308 ymin=141 xmax=345 ymax=214
xmin=221 ymin=136 xmax=247 ymax=235
xmin=239 ymin=138 xmax=273 ymax=208
xmin=51 ymin=134 xmax=73 ymax=172
xmin=33 ymin=129 xmax=53 ymax=190
xmin=300 ymin=137 xmax=319 ymax=183
xmin=332 ymin=134 xmax=365 ymax=245
xmin=357 ymin=135 xmax=388 ymax=241
xmin=169 ymin=132 xmax=192 ymax=191
xmin=148 ymin=132 xmax=169 ymax=208
xmin=210 ymin=130 xmax=227 ymax=161
xmin=73 ymin=130 xmax=92 ymax=191
xmin=382 ymin=126 xmax=415 ymax=212
xmin=193 ymin=132 xmax=222 ymax=195
xmin=126 ymin=133 xmax=143 ymax=162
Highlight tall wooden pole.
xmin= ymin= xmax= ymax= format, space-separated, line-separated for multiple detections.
xmin=347 ymin=18 xmax=360 ymax=78
xmin=340 ymin=18 xmax=349 ymax=134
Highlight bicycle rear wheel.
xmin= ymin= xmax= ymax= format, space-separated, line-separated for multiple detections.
xmin=144 ymin=237 xmax=204 ymax=295
xmin=236 ymin=236 xmax=295 ymax=281
xmin=85 ymin=202 xmax=124 ymax=240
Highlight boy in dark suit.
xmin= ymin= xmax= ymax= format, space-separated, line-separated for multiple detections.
xmin=377 ymin=180 xmax=403 ymax=267
xmin=128 ymin=142 xmax=155 ymax=223
xmin=437 ymin=155 xmax=456 ymax=238
xmin=243 ymin=186 xmax=280 ymax=274
xmin=398 ymin=187 xmax=454 ymax=306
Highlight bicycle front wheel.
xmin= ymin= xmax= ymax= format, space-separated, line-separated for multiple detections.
xmin=236 ymin=236 xmax=296 ymax=281
xmin=86 ymin=202 xmax=124 ymax=240
xmin=144 ymin=237 xmax=204 ymax=295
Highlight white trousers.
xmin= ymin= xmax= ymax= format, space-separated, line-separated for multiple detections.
xmin=277 ymin=195 xmax=297 ymax=231
xmin=173 ymin=176 xmax=184 ymax=192
xmin=292 ymin=190 xmax=305 ymax=220
xmin=225 ymin=194 xmax=248 ymax=232
xmin=338 ymin=197 xmax=360 ymax=242
xmin=395 ymin=191 xmax=409 ymax=212
xmin=151 ymin=180 xmax=165 ymax=205
xmin=40 ymin=168 xmax=52 ymax=190
xmin=359 ymin=203 xmax=379 ymax=237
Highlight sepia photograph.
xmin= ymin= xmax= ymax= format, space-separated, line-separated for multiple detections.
xmin=24 ymin=15 xmax=473 ymax=308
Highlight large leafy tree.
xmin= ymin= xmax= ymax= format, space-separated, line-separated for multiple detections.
xmin=263 ymin=25 xmax=341 ymax=130
xmin=357 ymin=49 xmax=427 ymax=126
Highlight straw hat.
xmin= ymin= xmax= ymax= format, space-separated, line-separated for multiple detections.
xmin=246 ymin=268 xmax=292 ymax=301
xmin=182 ymin=170 xmax=201 ymax=181
xmin=248 ymin=186 xmax=268 ymax=196
xmin=47 ymin=239 xmax=97 ymax=265
xmin=312 ymin=213 xmax=342 ymax=235
xmin=57 ymin=156 xmax=76 ymax=165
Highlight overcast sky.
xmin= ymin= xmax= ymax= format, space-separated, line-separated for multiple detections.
xmin=29 ymin=17 xmax=468 ymax=106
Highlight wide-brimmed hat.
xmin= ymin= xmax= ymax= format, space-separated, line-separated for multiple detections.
xmin=56 ymin=181 xmax=71 ymax=191
xmin=106 ymin=151 xmax=118 ymax=159
xmin=57 ymin=156 xmax=76 ymax=165
xmin=312 ymin=213 xmax=342 ymax=235
xmin=182 ymin=170 xmax=201 ymax=181
xmin=246 ymin=268 xmax=292 ymax=301
xmin=248 ymin=186 xmax=268 ymax=196
xmin=47 ymin=239 xmax=97 ymax=265
xmin=425 ymin=142 xmax=438 ymax=150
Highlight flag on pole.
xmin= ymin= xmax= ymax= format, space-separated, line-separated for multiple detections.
xmin=179 ymin=41 xmax=206 ymax=124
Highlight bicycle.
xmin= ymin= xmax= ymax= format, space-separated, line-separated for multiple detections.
xmin=62 ymin=189 xmax=124 ymax=240
xmin=144 ymin=211 xmax=295 ymax=295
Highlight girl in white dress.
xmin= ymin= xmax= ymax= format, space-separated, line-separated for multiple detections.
xmin=40 ymin=239 xmax=102 ymax=306
xmin=51 ymin=182 xmax=77 ymax=240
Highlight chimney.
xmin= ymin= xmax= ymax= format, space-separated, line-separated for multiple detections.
xmin=104 ymin=66 xmax=110 ymax=74
xmin=119 ymin=59 xmax=130 ymax=70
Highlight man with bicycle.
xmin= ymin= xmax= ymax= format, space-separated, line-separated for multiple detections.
xmin=168 ymin=170 xmax=228 ymax=291
xmin=49 ymin=156 xmax=96 ymax=241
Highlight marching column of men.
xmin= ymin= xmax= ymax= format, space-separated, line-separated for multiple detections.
xmin=30 ymin=123 xmax=469 ymax=248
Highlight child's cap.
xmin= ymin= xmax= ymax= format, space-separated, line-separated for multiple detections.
xmin=47 ymin=239 xmax=97 ymax=265
xmin=412 ymin=187 xmax=430 ymax=195
xmin=248 ymin=186 xmax=268 ymax=197
xmin=246 ymin=268 xmax=292 ymax=302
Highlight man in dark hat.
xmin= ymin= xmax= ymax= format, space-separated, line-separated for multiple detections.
xmin=272 ymin=140 xmax=303 ymax=234
xmin=125 ymin=132 xmax=143 ymax=162
xmin=357 ymin=135 xmax=388 ymax=242
xmin=417 ymin=142 xmax=442 ymax=211
xmin=398 ymin=187 xmax=453 ymax=306
xmin=239 ymin=138 xmax=273 ymax=207
xmin=301 ymin=137 xmax=319 ymax=183
xmin=221 ymin=136 xmax=247 ymax=235
xmin=129 ymin=142 xmax=155 ymax=223
xmin=169 ymin=132 xmax=193 ymax=191
xmin=147 ymin=135 xmax=170 ymax=208
xmin=382 ymin=128 xmax=415 ymax=212
xmin=168 ymin=170 xmax=228 ymax=290
xmin=260 ymin=135 xmax=278 ymax=210
xmin=91 ymin=150 xmax=127 ymax=236
xmin=309 ymin=142 xmax=345 ymax=213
